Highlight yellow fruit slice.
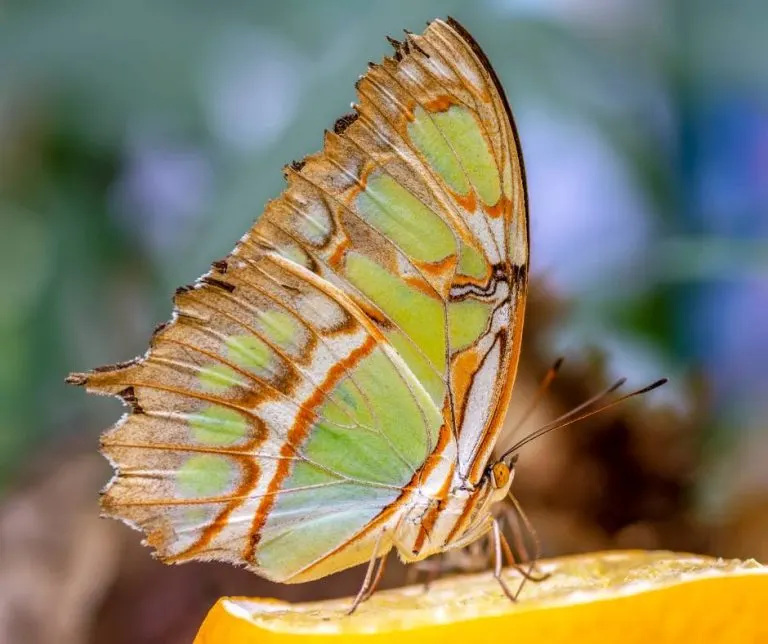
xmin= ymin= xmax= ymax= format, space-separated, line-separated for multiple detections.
xmin=195 ymin=550 xmax=766 ymax=643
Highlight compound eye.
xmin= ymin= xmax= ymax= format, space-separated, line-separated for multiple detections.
xmin=491 ymin=462 xmax=510 ymax=489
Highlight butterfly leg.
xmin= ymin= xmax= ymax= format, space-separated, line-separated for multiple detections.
xmin=347 ymin=530 xmax=386 ymax=615
xmin=404 ymin=555 xmax=442 ymax=593
xmin=360 ymin=552 xmax=389 ymax=603
xmin=491 ymin=517 xmax=519 ymax=602
xmin=497 ymin=519 xmax=534 ymax=599
xmin=506 ymin=493 xmax=551 ymax=583
xmin=404 ymin=560 xmax=420 ymax=587
xmin=422 ymin=553 xmax=445 ymax=592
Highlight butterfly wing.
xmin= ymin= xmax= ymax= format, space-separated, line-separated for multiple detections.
xmin=75 ymin=253 xmax=442 ymax=582
xmin=69 ymin=17 xmax=528 ymax=582
xmin=344 ymin=18 xmax=529 ymax=486
xmin=420 ymin=18 xmax=528 ymax=485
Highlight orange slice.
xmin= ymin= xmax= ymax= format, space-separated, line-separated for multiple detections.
xmin=194 ymin=550 xmax=766 ymax=643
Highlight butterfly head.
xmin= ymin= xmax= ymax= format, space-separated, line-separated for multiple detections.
xmin=488 ymin=453 xmax=518 ymax=497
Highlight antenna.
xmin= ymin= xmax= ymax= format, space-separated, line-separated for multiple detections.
xmin=499 ymin=378 xmax=668 ymax=461
xmin=501 ymin=357 xmax=564 ymax=454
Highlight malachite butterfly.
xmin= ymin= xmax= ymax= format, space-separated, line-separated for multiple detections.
xmin=69 ymin=18 xmax=531 ymax=597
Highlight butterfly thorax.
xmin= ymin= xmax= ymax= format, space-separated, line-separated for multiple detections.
xmin=392 ymin=461 xmax=512 ymax=563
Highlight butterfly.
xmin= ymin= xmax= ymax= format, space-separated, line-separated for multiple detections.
xmin=68 ymin=17 xmax=531 ymax=607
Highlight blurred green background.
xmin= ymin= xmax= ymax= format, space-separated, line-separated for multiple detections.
xmin=1 ymin=1 xmax=766 ymax=642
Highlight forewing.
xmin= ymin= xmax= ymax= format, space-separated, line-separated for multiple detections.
xmin=362 ymin=18 xmax=529 ymax=484
xmin=266 ymin=17 xmax=529 ymax=485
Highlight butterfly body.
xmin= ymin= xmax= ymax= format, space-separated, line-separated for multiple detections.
xmin=70 ymin=18 xmax=529 ymax=587
xmin=393 ymin=464 xmax=513 ymax=563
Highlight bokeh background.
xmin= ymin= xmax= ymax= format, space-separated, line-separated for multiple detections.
xmin=1 ymin=1 xmax=767 ymax=642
